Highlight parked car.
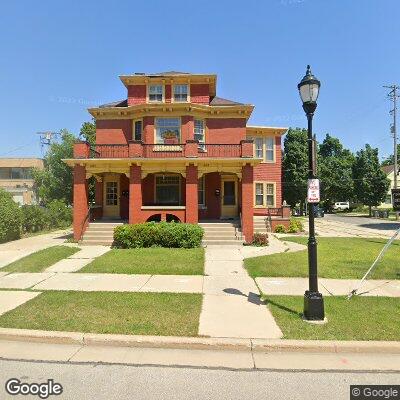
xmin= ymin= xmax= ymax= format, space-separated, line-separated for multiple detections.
xmin=333 ymin=202 xmax=350 ymax=211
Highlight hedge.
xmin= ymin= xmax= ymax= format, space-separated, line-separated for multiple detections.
xmin=0 ymin=189 xmax=21 ymax=243
xmin=113 ymin=222 xmax=204 ymax=248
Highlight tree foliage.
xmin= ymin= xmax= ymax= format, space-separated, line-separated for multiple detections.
xmin=0 ymin=189 xmax=21 ymax=242
xmin=353 ymin=144 xmax=390 ymax=215
xmin=33 ymin=129 xmax=75 ymax=205
xmin=381 ymin=144 xmax=400 ymax=166
xmin=79 ymin=120 xmax=96 ymax=146
xmin=282 ymin=128 xmax=308 ymax=208
xmin=318 ymin=134 xmax=355 ymax=206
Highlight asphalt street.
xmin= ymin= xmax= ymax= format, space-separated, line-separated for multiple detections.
xmin=324 ymin=213 xmax=400 ymax=231
xmin=0 ymin=359 xmax=399 ymax=400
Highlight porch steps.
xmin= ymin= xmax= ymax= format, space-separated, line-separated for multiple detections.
xmin=199 ymin=221 xmax=243 ymax=246
xmin=81 ymin=221 xmax=124 ymax=246
xmin=254 ymin=216 xmax=271 ymax=234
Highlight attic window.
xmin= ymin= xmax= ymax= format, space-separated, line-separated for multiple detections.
xmin=173 ymin=84 xmax=188 ymax=102
xmin=148 ymin=85 xmax=163 ymax=102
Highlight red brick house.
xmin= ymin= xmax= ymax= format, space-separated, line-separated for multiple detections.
xmin=64 ymin=71 xmax=290 ymax=244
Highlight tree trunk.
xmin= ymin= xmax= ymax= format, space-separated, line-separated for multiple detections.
xmin=369 ymin=205 xmax=372 ymax=217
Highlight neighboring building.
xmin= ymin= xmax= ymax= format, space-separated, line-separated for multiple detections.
xmin=0 ymin=158 xmax=43 ymax=205
xmin=64 ymin=71 xmax=289 ymax=243
xmin=381 ymin=164 xmax=398 ymax=207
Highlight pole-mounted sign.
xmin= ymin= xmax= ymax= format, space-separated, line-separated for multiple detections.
xmin=392 ymin=188 xmax=400 ymax=211
xmin=307 ymin=178 xmax=320 ymax=203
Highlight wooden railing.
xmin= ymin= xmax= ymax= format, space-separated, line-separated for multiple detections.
xmin=198 ymin=144 xmax=242 ymax=158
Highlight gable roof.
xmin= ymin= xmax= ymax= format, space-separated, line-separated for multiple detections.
xmin=210 ymin=96 xmax=244 ymax=106
xmin=382 ymin=164 xmax=395 ymax=175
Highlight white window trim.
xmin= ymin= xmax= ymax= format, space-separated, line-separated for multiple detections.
xmin=172 ymin=84 xmax=190 ymax=103
xmin=254 ymin=181 xmax=276 ymax=208
xmin=147 ymin=84 xmax=165 ymax=103
xmin=154 ymin=117 xmax=182 ymax=144
xmin=132 ymin=119 xmax=143 ymax=141
xmin=194 ymin=119 xmax=206 ymax=151
xmin=249 ymin=136 xmax=276 ymax=163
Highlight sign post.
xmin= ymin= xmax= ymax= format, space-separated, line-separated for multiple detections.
xmin=307 ymin=179 xmax=320 ymax=204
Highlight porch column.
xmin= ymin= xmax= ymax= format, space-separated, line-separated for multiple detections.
xmin=241 ymin=163 xmax=254 ymax=243
xmin=185 ymin=164 xmax=198 ymax=223
xmin=73 ymin=164 xmax=89 ymax=241
xmin=129 ymin=164 xmax=142 ymax=224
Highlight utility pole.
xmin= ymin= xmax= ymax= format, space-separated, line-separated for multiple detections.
xmin=384 ymin=85 xmax=399 ymax=219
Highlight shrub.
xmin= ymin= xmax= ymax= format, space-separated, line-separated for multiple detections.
xmin=250 ymin=233 xmax=269 ymax=246
xmin=287 ymin=218 xmax=304 ymax=234
xmin=113 ymin=222 xmax=204 ymax=248
xmin=274 ymin=224 xmax=287 ymax=234
xmin=21 ymin=205 xmax=49 ymax=233
xmin=0 ymin=189 xmax=21 ymax=243
xmin=47 ymin=200 xmax=72 ymax=229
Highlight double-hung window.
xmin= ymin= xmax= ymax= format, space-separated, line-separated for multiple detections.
xmin=254 ymin=182 xmax=275 ymax=207
xmin=134 ymin=120 xmax=142 ymax=141
xmin=194 ymin=119 xmax=205 ymax=151
xmin=251 ymin=137 xmax=275 ymax=162
xmin=155 ymin=175 xmax=180 ymax=205
xmin=155 ymin=118 xmax=181 ymax=144
xmin=148 ymin=84 xmax=163 ymax=102
xmin=198 ymin=176 xmax=205 ymax=206
xmin=173 ymin=84 xmax=188 ymax=102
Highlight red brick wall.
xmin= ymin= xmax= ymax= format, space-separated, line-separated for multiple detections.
xmin=185 ymin=165 xmax=198 ymax=223
xmin=165 ymin=85 xmax=172 ymax=103
xmin=190 ymin=84 xmax=209 ymax=104
xmin=206 ymin=118 xmax=247 ymax=143
xmin=181 ymin=116 xmax=194 ymax=142
xmin=73 ymin=165 xmax=88 ymax=240
xmin=241 ymin=164 xmax=254 ymax=242
xmin=96 ymin=120 xmax=132 ymax=144
xmin=127 ymin=85 xmax=146 ymax=105
xmin=253 ymin=136 xmax=283 ymax=213
xmin=142 ymin=175 xmax=154 ymax=204
xmin=143 ymin=116 xmax=155 ymax=144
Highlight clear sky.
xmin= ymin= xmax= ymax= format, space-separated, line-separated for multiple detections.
xmin=1 ymin=0 xmax=399 ymax=159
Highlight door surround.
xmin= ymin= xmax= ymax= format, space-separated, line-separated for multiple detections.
xmin=220 ymin=174 xmax=238 ymax=218
xmin=103 ymin=173 xmax=120 ymax=218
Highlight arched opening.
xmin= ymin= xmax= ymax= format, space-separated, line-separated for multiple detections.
xmin=146 ymin=214 xmax=161 ymax=222
xmin=166 ymin=213 xmax=181 ymax=222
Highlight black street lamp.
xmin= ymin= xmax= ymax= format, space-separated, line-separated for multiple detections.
xmin=298 ymin=65 xmax=325 ymax=321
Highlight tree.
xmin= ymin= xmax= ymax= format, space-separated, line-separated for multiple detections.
xmin=381 ymin=143 xmax=400 ymax=166
xmin=318 ymin=134 xmax=355 ymax=208
xmin=282 ymin=128 xmax=308 ymax=211
xmin=33 ymin=129 xmax=75 ymax=205
xmin=0 ymin=189 xmax=21 ymax=243
xmin=79 ymin=120 xmax=96 ymax=146
xmin=353 ymin=144 xmax=390 ymax=216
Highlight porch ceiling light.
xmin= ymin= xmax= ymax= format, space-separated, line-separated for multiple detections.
xmin=297 ymin=65 xmax=321 ymax=114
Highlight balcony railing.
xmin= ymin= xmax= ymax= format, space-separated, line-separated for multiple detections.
xmin=76 ymin=140 xmax=254 ymax=159
xmin=198 ymin=144 xmax=241 ymax=158
xmin=95 ymin=144 xmax=129 ymax=158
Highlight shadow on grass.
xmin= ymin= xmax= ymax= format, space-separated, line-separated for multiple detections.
xmin=264 ymin=297 xmax=302 ymax=318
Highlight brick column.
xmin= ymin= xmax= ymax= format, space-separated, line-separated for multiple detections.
xmin=128 ymin=140 xmax=143 ymax=157
xmin=73 ymin=164 xmax=88 ymax=241
xmin=240 ymin=139 xmax=254 ymax=158
xmin=185 ymin=164 xmax=198 ymax=224
xmin=241 ymin=163 xmax=254 ymax=243
xmin=129 ymin=164 xmax=142 ymax=224
xmin=185 ymin=140 xmax=198 ymax=158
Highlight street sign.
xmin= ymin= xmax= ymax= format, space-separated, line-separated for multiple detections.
xmin=392 ymin=189 xmax=400 ymax=211
xmin=307 ymin=179 xmax=320 ymax=203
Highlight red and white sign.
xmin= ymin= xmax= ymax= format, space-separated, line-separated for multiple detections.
xmin=307 ymin=179 xmax=320 ymax=203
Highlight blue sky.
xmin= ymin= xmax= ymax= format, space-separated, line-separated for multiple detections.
xmin=1 ymin=0 xmax=399 ymax=159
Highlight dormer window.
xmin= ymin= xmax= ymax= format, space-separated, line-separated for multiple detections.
xmin=173 ymin=84 xmax=188 ymax=102
xmin=148 ymin=84 xmax=163 ymax=102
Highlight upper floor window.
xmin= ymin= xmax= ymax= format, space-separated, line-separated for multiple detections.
xmin=251 ymin=137 xmax=275 ymax=162
xmin=173 ymin=84 xmax=188 ymax=102
xmin=134 ymin=120 xmax=142 ymax=141
xmin=148 ymin=84 xmax=163 ymax=102
xmin=194 ymin=119 xmax=205 ymax=150
xmin=155 ymin=118 xmax=181 ymax=144
xmin=0 ymin=167 xmax=32 ymax=180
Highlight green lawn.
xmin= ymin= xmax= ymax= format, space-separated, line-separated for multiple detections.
xmin=0 ymin=291 xmax=202 ymax=336
xmin=80 ymin=248 xmax=204 ymax=275
xmin=245 ymin=237 xmax=400 ymax=279
xmin=266 ymin=295 xmax=400 ymax=341
xmin=2 ymin=246 xmax=80 ymax=273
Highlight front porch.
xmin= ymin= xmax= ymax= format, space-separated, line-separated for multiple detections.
xmin=67 ymin=155 xmax=258 ymax=243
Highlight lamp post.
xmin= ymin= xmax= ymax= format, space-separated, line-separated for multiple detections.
xmin=298 ymin=65 xmax=325 ymax=321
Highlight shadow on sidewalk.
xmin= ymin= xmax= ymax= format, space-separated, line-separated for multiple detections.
xmin=223 ymin=288 xmax=265 ymax=305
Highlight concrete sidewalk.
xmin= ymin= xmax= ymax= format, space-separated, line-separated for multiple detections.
xmin=199 ymin=245 xmax=283 ymax=339
xmin=0 ymin=229 xmax=72 ymax=269
xmin=256 ymin=277 xmax=400 ymax=297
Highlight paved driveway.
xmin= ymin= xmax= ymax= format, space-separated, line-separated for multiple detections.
xmin=310 ymin=214 xmax=400 ymax=238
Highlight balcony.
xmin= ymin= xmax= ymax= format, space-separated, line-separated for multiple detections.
xmin=75 ymin=140 xmax=254 ymax=159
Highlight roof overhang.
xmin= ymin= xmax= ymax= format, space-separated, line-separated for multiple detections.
xmin=89 ymin=102 xmax=254 ymax=120
xmin=246 ymin=126 xmax=288 ymax=136
xmin=119 ymin=74 xmax=217 ymax=97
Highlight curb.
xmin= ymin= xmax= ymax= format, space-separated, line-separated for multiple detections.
xmin=0 ymin=328 xmax=399 ymax=354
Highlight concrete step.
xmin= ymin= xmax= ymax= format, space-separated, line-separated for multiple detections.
xmin=85 ymin=226 xmax=120 ymax=232
xmin=204 ymin=235 xmax=240 ymax=240
xmin=83 ymin=235 xmax=114 ymax=241
xmin=81 ymin=239 xmax=113 ymax=246
xmin=203 ymin=239 xmax=243 ymax=246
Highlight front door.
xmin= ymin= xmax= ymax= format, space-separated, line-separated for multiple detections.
xmin=221 ymin=175 xmax=238 ymax=218
xmin=103 ymin=174 xmax=120 ymax=218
